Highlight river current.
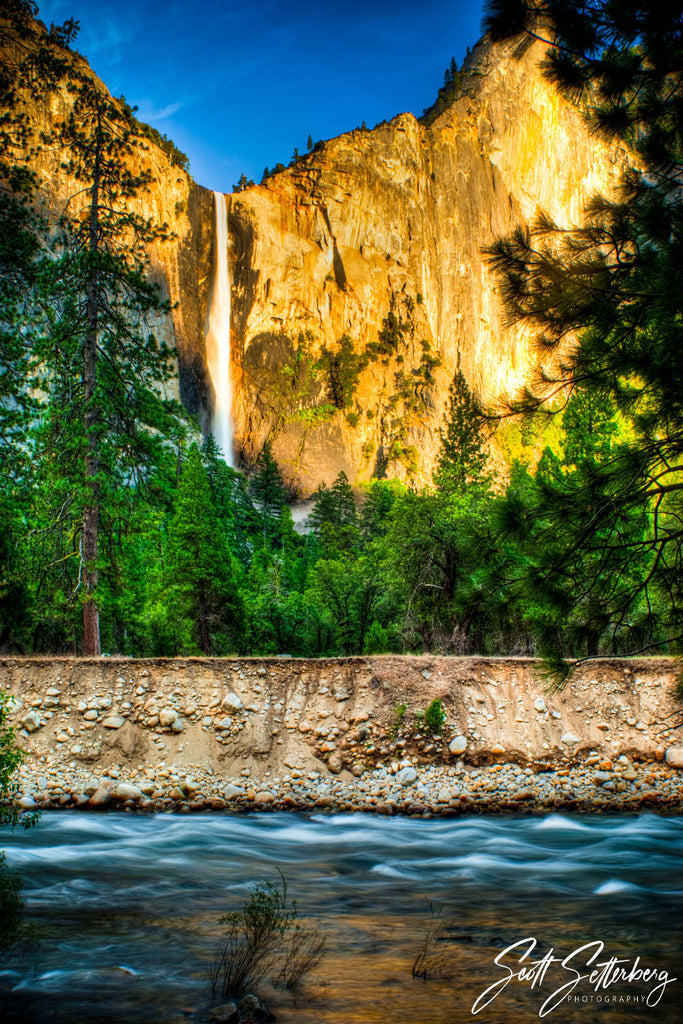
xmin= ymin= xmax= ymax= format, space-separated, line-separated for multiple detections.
xmin=1 ymin=811 xmax=681 ymax=1023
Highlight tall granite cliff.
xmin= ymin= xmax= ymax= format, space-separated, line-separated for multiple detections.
xmin=6 ymin=26 xmax=627 ymax=493
xmin=224 ymin=33 xmax=627 ymax=491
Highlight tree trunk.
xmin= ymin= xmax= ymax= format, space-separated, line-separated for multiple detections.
xmin=82 ymin=113 xmax=101 ymax=657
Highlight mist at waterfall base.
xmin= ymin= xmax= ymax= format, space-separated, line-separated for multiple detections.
xmin=205 ymin=191 xmax=234 ymax=467
xmin=1 ymin=813 xmax=682 ymax=1023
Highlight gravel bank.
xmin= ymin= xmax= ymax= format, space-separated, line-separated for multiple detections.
xmin=11 ymin=749 xmax=683 ymax=816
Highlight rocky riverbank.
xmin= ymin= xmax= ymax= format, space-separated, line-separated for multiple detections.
xmin=3 ymin=655 xmax=683 ymax=816
xmin=10 ymin=746 xmax=683 ymax=816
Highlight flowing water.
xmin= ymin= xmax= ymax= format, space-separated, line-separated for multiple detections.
xmin=1 ymin=812 xmax=682 ymax=1023
xmin=204 ymin=190 xmax=233 ymax=465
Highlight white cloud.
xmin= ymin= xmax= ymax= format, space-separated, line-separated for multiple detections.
xmin=135 ymin=100 xmax=185 ymax=121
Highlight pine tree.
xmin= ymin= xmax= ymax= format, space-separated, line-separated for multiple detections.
xmin=306 ymin=134 xmax=313 ymax=151
xmin=250 ymin=442 xmax=286 ymax=515
xmin=249 ymin=441 xmax=289 ymax=546
xmin=485 ymin=0 xmax=683 ymax=674
xmin=359 ymin=481 xmax=399 ymax=542
xmin=444 ymin=56 xmax=458 ymax=88
xmin=233 ymin=172 xmax=254 ymax=192
xmin=433 ymin=370 xmax=490 ymax=491
xmin=36 ymin=56 xmax=187 ymax=654
xmin=309 ymin=471 xmax=359 ymax=556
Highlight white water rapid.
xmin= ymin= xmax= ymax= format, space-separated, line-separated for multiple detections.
xmin=205 ymin=190 xmax=233 ymax=465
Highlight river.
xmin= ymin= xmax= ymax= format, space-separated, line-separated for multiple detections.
xmin=1 ymin=812 xmax=681 ymax=1023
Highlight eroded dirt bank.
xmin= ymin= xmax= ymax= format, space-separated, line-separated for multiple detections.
xmin=2 ymin=656 xmax=683 ymax=814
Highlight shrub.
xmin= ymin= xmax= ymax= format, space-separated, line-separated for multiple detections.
xmin=0 ymin=689 xmax=37 ymax=965
xmin=0 ymin=852 xmax=25 ymax=962
xmin=209 ymin=871 xmax=326 ymax=999
xmin=412 ymin=905 xmax=452 ymax=981
xmin=389 ymin=702 xmax=407 ymax=739
xmin=318 ymin=335 xmax=362 ymax=410
xmin=424 ymin=699 xmax=446 ymax=735
xmin=276 ymin=925 xmax=327 ymax=989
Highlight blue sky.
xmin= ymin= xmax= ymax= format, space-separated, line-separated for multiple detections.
xmin=35 ymin=1 xmax=487 ymax=193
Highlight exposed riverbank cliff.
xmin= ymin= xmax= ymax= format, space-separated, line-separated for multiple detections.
xmin=3 ymin=656 xmax=683 ymax=815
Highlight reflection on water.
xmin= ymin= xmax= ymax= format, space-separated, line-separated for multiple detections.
xmin=0 ymin=812 xmax=681 ymax=1022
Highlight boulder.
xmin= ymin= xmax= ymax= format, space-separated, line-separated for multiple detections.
xmin=102 ymin=716 xmax=125 ymax=729
xmin=207 ymin=1003 xmax=239 ymax=1024
xmin=561 ymin=732 xmax=580 ymax=746
xmin=449 ymin=735 xmax=467 ymax=755
xmin=238 ymin=993 xmax=275 ymax=1022
xmin=112 ymin=783 xmax=142 ymax=803
xmin=88 ymin=786 xmax=111 ymax=808
xmin=21 ymin=711 xmax=41 ymax=733
xmin=396 ymin=766 xmax=417 ymax=786
xmin=158 ymin=708 xmax=178 ymax=728
xmin=222 ymin=692 xmax=243 ymax=712
xmin=665 ymin=747 xmax=683 ymax=769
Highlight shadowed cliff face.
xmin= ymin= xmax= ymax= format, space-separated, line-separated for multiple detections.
xmin=6 ymin=28 xmax=627 ymax=494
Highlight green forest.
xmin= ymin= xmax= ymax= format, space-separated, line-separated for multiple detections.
xmin=1 ymin=0 xmax=682 ymax=681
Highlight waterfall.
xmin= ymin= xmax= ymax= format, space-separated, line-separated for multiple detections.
xmin=205 ymin=190 xmax=233 ymax=466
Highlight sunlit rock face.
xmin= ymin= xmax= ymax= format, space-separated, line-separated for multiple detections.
xmin=8 ymin=26 xmax=626 ymax=493
xmin=221 ymin=34 xmax=626 ymax=492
